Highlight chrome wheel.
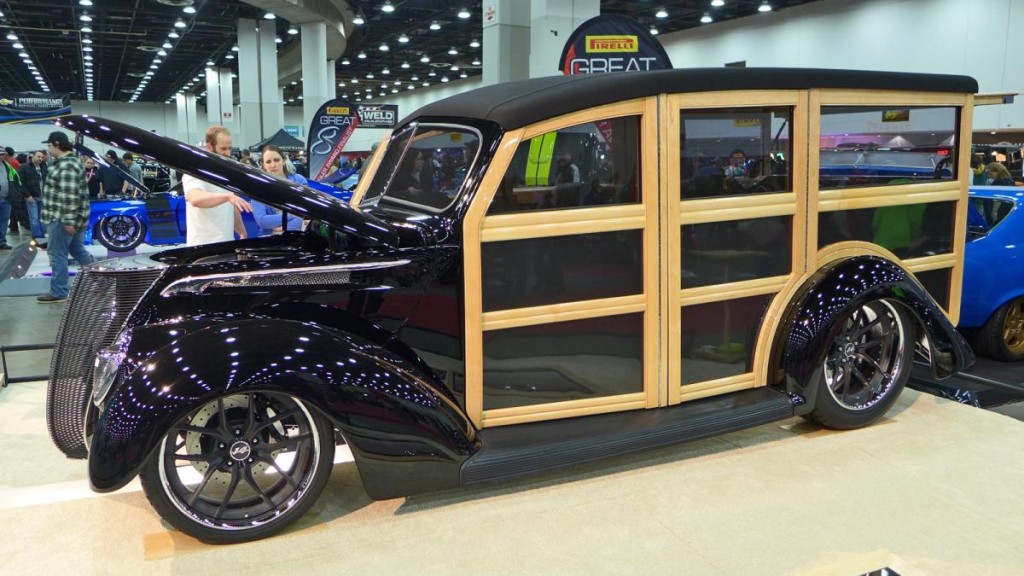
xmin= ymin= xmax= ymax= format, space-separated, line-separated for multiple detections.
xmin=95 ymin=215 xmax=146 ymax=251
xmin=823 ymin=300 xmax=907 ymax=411
xmin=140 ymin=392 xmax=334 ymax=543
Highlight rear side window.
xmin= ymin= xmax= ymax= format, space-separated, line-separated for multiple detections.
xmin=968 ymin=197 xmax=1016 ymax=240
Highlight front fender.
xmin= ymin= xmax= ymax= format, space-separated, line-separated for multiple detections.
xmin=88 ymin=318 xmax=477 ymax=496
xmin=775 ymin=257 xmax=975 ymax=413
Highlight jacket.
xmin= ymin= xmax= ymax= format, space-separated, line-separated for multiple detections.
xmin=18 ymin=161 xmax=47 ymax=200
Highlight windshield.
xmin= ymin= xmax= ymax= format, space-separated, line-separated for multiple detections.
xmin=360 ymin=123 xmax=481 ymax=211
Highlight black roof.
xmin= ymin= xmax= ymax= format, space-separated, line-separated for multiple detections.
xmin=405 ymin=68 xmax=979 ymax=130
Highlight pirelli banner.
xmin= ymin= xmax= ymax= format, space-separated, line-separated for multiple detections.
xmin=559 ymin=14 xmax=673 ymax=75
xmin=306 ymin=100 xmax=398 ymax=180
xmin=0 ymin=91 xmax=72 ymax=124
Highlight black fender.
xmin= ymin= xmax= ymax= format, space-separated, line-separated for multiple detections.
xmin=88 ymin=318 xmax=478 ymax=498
xmin=773 ymin=256 xmax=974 ymax=414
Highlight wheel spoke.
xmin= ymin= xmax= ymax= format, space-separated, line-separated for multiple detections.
xmin=214 ymin=465 xmax=242 ymax=520
xmin=853 ymin=352 xmax=883 ymax=374
xmin=186 ymin=458 xmax=224 ymax=508
xmin=838 ymin=366 xmax=853 ymax=403
xmin=175 ymin=453 xmax=218 ymax=463
xmin=242 ymin=464 xmax=276 ymax=509
xmin=260 ymin=432 xmax=312 ymax=453
xmin=173 ymin=423 xmax=226 ymax=440
xmin=252 ymin=407 xmax=302 ymax=435
xmin=255 ymin=454 xmax=300 ymax=489
xmin=217 ymin=397 xmax=232 ymax=438
xmin=851 ymin=316 xmax=883 ymax=339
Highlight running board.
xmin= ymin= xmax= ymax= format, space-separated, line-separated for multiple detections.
xmin=461 ymin=388 xmax=795 ymax=486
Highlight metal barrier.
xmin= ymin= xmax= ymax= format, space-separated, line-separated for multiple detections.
xmin=0 ymin=343 xmax=55 ymax=387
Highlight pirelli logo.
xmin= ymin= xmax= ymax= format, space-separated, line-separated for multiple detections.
xmin=326 ymin=106 xmax=350 ymax=115
xmin=586 ymin=35 xmax=638 ymax=53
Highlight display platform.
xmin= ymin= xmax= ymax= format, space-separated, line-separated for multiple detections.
xmin=1 ymin=381 xmax=1021 ymax=574
xmin=910 ymin=357 xmax=1024 ymax=415
xmin=0 ymin=240 xmax=165 ymax=297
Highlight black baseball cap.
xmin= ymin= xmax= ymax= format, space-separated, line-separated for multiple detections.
xmin=105 ymin=150 xmax=118 ymax=159
xmin=43 ymin=131 xmax=71 ymax=146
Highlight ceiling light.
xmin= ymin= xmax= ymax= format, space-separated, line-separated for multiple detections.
xmin=407 ymin=85 xmax=414 ymax=90
xmin=398 ymin=34 xmax=409 ymax=43
xmin=264 ymin=12 xmax=276 ymax=19
xmin=162 ymin=42 xmax=172 ymax=49
xmin=711 ymin=0 xmax=725 ymax=6
xmin=411 ymin=75 xmax=419 ymax=81
xmin=401 ymin=61 xmax=409 ymax=69
xmin=338 ymin=81 xmax=346 ymax=87
xmin=470 ymin=39 xmax=480 ymax=48
xmin=379 ymin=43 xmax=389 ymax=51
xmin=422 ymin=81 xmax=429 ymax=87
xmin=225 ymin=54 xmax=234 ymax=59
xmin=428 ymin=71 xmax=436 ymax=77
xmin=231 ymin=45 xmax=239 ymax=51
xmin=150 ymin=64 xmax=158 ymax=69
xmin=358 ymin=51 xmax=367 ymax=59
xmin=169 ymin=31 xmax=179 ymax=38
xmin=288 ymin=27 xmax=298 ymax=35
xmin=701 ymin=12 xmax=713 ymax=23
xmin=472 ymin=59 xmax=481 ymax=66
xmin=650 ymin=27 xmax=659 ymax=35
xmin=275 ymin=37 xmax=282 ymax=43
xmin=382 ymin=68 xmax=390 ymax=74
xmin=429 ymin=21 xmax=441 ymax=30
xmin=394 ymin=80 xmax=401 ymax=85
xmin=420 ymin=54 xmax=430 ymax=63
xmin=448 ymin=47 xmax=458 ymax=55
xmin=353 ymin=15 xmax=365 ymax=25
xmin=459 ymin=72 xmax=467 ymax=78
xmin=80 ymin=14 xmax=92 ymax=22
xmin=183 ymin=6 xmax=196 ymax=14
xmin=341 ymin=58 xmax=350 ymax=65
xmin=351 ymin=78 xmax=359 ymax=83
xmin=5 ymin=33 xmax=16 ymax=41
xmin=758 ymin=1 xmax=772 ymax=12
xmin=441 ymin=76 xmax=449 ymax=83
xmin=656 ymin=8 xmax=668 ymax=18
xmin=381 ymin=1 xmax=394 ymax=13
xmin=367 ymin=73 xmax=375 ymax=78
xmin=206 ymin=60 xmax=214 ymax=66
xmin=81 ymin=39 xmax=92 ymax=45
xmin=83 ymin=46 xmax=93 ymax=52
xmin=18 ymin=52 xmax=28 ymax=58
xmin=13 ymin=42 xmax=23 ymax=49
xmin=174 ymin=19 xmax=186 ymax=28
xmin=391 ymin=88 xmax=398 ymax=93
xmin=450 ymin=65 xmax=459 ymax=71
xmin=458 ymin=8 xmax=470 ymax=18
xmin=157 ymin=50 xmax=167 ymax=56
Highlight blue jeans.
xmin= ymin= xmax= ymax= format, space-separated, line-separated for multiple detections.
xmin=47 ymin=220 xmax=94 ymax=298
xmin=0 ymin=197 xmax=10 ymax=245
xmin=26 ymin=198 xmax=45 ymax=239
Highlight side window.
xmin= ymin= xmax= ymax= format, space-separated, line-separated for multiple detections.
xmin=487 ymin=115 xmax=641 ymax=214
xmin=680 ymin=107 xmax=792 ymax=199
xmin=819 ymin=106 xmax=958 ymax=189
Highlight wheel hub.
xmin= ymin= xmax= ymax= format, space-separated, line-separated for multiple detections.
xmin=228 ymin=440 xmax=252 ymax=461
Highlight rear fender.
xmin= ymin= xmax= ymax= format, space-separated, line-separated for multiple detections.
xmin=88 ymin=318 xmax=477 ymax=497
xmin=773 ymin=256 xmax=975 ymax=413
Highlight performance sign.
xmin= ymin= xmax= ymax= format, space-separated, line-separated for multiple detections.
xmin=306 ymin=100 xmax=398 ymax=180
xmin=559 ymin=14 xmax=672 ymax=75
xmin=0 ymin=91 xmax=71 ymax=124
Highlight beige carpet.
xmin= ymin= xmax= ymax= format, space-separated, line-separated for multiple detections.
xmin=1 ymin=380 xmax=1022 ymax=575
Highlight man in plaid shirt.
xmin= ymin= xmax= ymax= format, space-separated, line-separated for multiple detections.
xmin=37 ymin=131 xmax=94 ymax=303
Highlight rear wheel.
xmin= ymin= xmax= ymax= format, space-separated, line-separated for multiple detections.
xmin=94 ymin=215 xmax=146 ymax=251
xmin=808 ymin=300 xmax=914 ymax=429
xmin=139 ymin=392 xmax=335 ymax=544
xmin=974 ymin=296 xmax=1024 ymax=361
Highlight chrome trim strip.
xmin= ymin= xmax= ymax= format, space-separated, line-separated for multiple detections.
xmin=160 ymin=260 xmax=412 ymax=296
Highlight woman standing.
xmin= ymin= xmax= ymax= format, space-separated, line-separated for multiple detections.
xmin=84 ymin=157 xmax=102 ymax=198
xmin=252 ymin=145 xmax=305 ymax=236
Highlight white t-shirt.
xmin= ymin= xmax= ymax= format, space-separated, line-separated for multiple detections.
xmin=182 ymin=174 xmax=236 ymax=246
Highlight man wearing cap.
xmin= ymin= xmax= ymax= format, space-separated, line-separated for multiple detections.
xmin=37 ymin=131 xmax=93 ymax=303
xmin=0 ymin=146 xmax=24 ymax=250
xmin=182 ymin=126 xmax=252 ymax=245
xmin=99 ymin=149 xmax=128 ymax=197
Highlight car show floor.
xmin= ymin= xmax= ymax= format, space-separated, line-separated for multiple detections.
xmin=2 ymin=235 xmax=1024 ymax=574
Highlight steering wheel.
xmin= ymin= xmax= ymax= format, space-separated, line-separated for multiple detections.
xmin=934 ymin=156 xmax=952 ymax=179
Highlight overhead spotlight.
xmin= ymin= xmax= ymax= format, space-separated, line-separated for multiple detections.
xmin=470 ymin=39 xmax=480 ymax=48
xmin=169 ymin=31 xmax=179 ymax=38
xmin=367 ymin=73 xmax=375 ymax=79
xmin=162 ymin=42 xmax=172 ymax=49
xmin=13 ymin=42 xmax=24 ymax=49
xmin=382 ymin=68 xmax=390 ymax=74
xmin=80 ymin=26 xmax=91 ymax=33
xmin=338 ymin=81 xmax=346 ymax=87
xmin=351 ymin=78 xmax=359 ymax=83
xmin=381 ymin=1 xmax=394 ymax=13
xmin=150 ymin=64 xmax=159 ymax=69
xmin=407 ymin=85 xmax=414 ymax=90
xmin=411 ymin=75 xmax=419 ymax=81
xmin=80 ymin=14 xmax=92 ymax=22
xmin=701 ymin=12 xmax=713 ymax=23
xmin=379 ymin=43 xmax=389 ymax=51
xmin=391 ymin=88 xmax=398 ymax=93
xmin=288 ymin=27 xmax=298 ymax=35
xmin=457 ymin=8 xmax=470 ymax=18
xmin=18 ymin=52 xmax=28 ymax=58
xmin=83 ymin=46 xmax=93 ymax=52
xmin=398 ymin=34 xmax=409 ymax=43
xmin=174 ymin=19 xmax=186 ymax=28
xmin=420 ymin=54 xmax=430 ymax=63
xmin=472 ymin=58 xmax=481 ymax=66
xmin=231 ymin=45 xmax=239 ymax=51
xmin=264 ymin=12 xmax=276 ymax=19
xmin=650 ymin=27 xmax=659 ymax=35
xmin=183 ymin=6 xmax=196 ymax=13
xmin=79 ymin=0 xmax=92 ymax=5
xmin=758 ymin=1 xmax=772 ymax=12
xmin=448 ymin=47 xmax=458 ymax=55
xmin=428 ymin=71 xmax=436 ymax=77
xmin=157 ymin=50 xmax=167 ymax=56
xmin=275 ymin=37 xmax=282 ymax=43
xmin=450 ymin=65 xmax=459 ymax=71
xmin=422 ymin=81 xmax=429 ymax=87
xmin=459 ymin=72 xmax=467 ymax=78
xmin=341 ymin=58 xmax=350 ymax=65
xmin=711 ymin=0 xmax=725 ymax=6
xmin=656 ymin=8 xmax=667 ymax=18
xmin=429 ymin=21 xmax=441 ymax=30
xmin=225 ymin=54 xmax=234 ymax=59
xmin=206 ymin=60 xmax=214 ymax=66
xmin=358 ymin=51 xmax=367 ymax=59
xmin=401 ymin=61 xmax=410 ymax=69
xmin=6 ymin=33 xmax=17 ymax=41
xmin=441 ymin=76 xmax=449 ymax=83
xmin=353 ymin=15 xmax=365 ymax=25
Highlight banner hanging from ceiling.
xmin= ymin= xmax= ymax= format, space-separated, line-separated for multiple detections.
xmin=558 ymin=14 xmax=673 ymax=75
xmin=306 ymin=100 xmax=398 ymax=180
xmin=0 ymin=91 xmax=71 ymax=124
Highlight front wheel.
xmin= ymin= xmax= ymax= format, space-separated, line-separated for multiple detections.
xmin=139 ymin=392 xmax=335 ymax=544
xmin=94 ymin=215 xmax=146 ymax=251
xmin=807 ymin=300 xmax=915 ymax=430
xmin=974 ymin=296 xmax=1024 ymax=361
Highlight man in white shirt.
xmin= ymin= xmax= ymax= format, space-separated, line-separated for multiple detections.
xmin=183 ymin=126 xmax=252 ymax=246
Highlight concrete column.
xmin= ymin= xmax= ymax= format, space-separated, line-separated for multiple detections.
xmin=205 ymin=68 xmax=222 ymax=126
xmin=529 ymin=0 xmax=599 ymax=78
xmin=258 ymin=22 xmax=283 ymax=137
xmin=237 ymin=18 xmax=260 ymax=149
xmin=301 ymin=21 xmax=328 ymax=131
xmin=483 ymin=0 xmax=531 ymax=85
xmin=176 ymin=93 xmax=198 ymax=145
xmin=326 ymin=59 xmax=337 ymax=99
xmin=218 ymin=68 xmax=236 ymax=132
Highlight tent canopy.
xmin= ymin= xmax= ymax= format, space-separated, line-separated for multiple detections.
xmin=249 ymin=129 xmax=305 ymax=152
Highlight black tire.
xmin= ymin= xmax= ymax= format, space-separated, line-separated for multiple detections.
xmin=807 ymin=300 xmax=915 ymax=430
xmin=139 ymin=392 xmax=335 ymax=544
xmin=973 ymin=296 xmax=1024 ymax=361
xmin=94 ymin=215 xmax=146 ymax=252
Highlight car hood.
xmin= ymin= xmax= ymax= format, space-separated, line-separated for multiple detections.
xmin=55 ymin=115 xmax=400 ymax=248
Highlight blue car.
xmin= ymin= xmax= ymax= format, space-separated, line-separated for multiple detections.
xmin=959 ymin=185 xmax=1024 ymax=360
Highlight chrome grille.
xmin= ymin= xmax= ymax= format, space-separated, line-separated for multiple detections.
xmin=46 ymin=263 xmax=164 ymax=458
